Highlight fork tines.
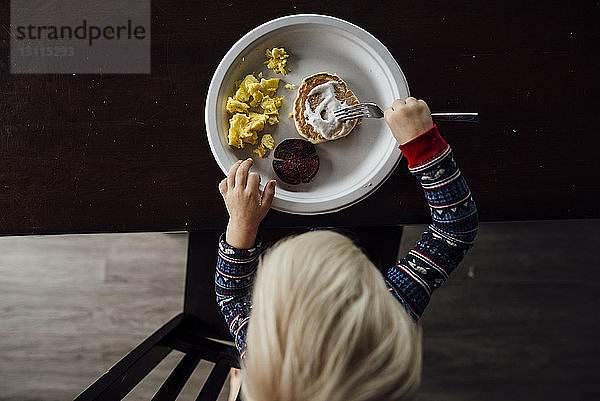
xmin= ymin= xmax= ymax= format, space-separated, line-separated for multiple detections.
xmin=333 ymin=104 xmax=368 ymax=122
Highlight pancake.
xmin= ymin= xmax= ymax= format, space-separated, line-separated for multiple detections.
xmin=272 ymin=139 xmax=319 ymax=185
xmin=293 ymin=73 xmax=360 ymax=144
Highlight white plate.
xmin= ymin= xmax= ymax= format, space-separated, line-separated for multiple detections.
xmin=205 ymin=14 xmax=409 ymax=214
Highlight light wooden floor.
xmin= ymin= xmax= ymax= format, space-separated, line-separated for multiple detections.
xmin=1 ymin=220 xmax=599 ymax=400
xmin=0 ymin=232 xmax=231 ymax=401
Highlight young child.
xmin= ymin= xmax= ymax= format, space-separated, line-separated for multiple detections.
xmin=216 ymin=97 xmax=478 ymax=401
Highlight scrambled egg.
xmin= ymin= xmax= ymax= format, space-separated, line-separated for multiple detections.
xmin=225 ymin=48 xmax=290 ymax=157
xmin=265 ymin=48 xmax=289 ymax=75
xmin=226 ymin=98 xmax=249 ymax=114
xmin=284 ymin=83 xmax=296 ymax=90
xmin=226 ymin=73 xmax=284 ymax=156
xmin=253 ymin=134 xmax=275 ymax=157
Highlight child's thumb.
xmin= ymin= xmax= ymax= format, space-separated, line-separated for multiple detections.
xmin=260 ymin=180 xmax=276 ymax=211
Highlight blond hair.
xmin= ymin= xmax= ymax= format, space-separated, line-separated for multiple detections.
xmin=242 ymin=230 xmax=422 ymax=401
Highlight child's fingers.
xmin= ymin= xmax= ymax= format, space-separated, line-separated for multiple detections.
xmin=228 ymin=160 xmax=243 ymax=188
xmin=392 ymin=98 xmax=406 ymax=109
xmin=383 ymin=107 xmax=393 ymax=121
xmin=235 ymin=158 xmax=253 ymax=189
xmin=247 ymin=172 xmax=261 ymax=192
xmin=218 ymin=178 xmax=228 ymax=195
xmin=260 ymin=180 xmax=276 ymax=213
xmin=417 ymin=98 xmax=431 ymax=112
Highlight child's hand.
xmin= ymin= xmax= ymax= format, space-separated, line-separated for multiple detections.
xmin=219 ymin=158 xmax=276 ymax=249
xmin=384 ymin=97 xmax=434 ymax=145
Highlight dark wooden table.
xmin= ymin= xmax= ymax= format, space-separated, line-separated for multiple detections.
xmin=1 ymin=1 xmax=599 ymax=236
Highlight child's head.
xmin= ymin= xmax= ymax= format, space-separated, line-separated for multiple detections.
xmin=242 ymin=230 xmax=422 ymax=401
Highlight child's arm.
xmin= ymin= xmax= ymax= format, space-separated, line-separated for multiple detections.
xmin=215 ymin=159 xmax=276 ymax=357
xmin=383 ymin=98 xmax=479 ymax=320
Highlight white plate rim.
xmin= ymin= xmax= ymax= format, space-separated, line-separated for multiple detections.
xmin=205 ymin=14 xmax=409 ymax=215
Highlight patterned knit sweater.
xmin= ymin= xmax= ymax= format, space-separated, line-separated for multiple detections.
xmin=215 ymin=125 xmax=478 ymax=357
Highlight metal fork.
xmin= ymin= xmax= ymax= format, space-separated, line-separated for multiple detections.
xmin=333 ymin=102 xmax=479 ymax=123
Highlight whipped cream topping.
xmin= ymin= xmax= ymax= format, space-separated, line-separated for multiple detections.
xmin=303 ymin=81 xmax=348 ymax=140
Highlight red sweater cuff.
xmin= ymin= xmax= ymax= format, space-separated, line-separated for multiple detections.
xmin=398 ymin=125 xmax=449 ymax=168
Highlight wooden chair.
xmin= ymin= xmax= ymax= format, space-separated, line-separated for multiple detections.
xmin=74 ymin=226 xmax=402 ymax=401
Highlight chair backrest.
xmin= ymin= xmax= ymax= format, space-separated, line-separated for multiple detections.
xmin=74 ymin=313 xmax=240 ymax=401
